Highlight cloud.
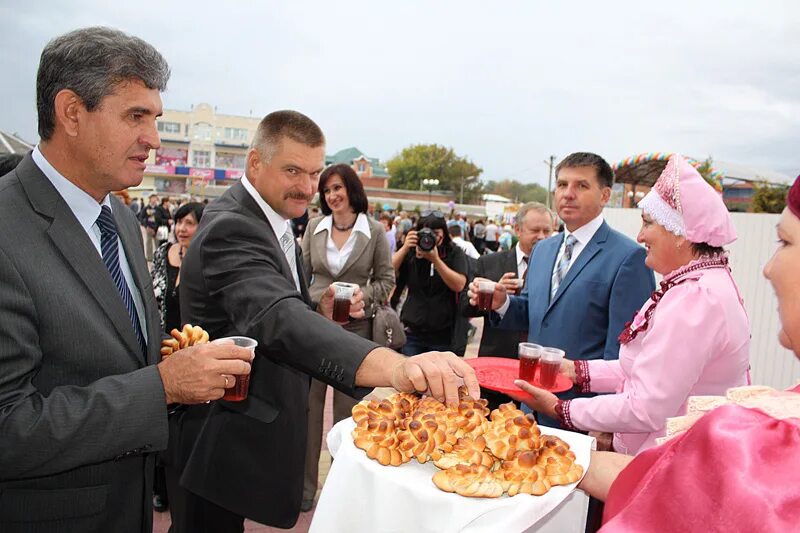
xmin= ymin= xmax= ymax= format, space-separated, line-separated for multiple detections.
xmin=1 ymin=0 xmax=797 ymax=183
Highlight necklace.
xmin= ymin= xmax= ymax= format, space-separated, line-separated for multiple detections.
xmin=618 ymin=255 xmax=729 ymax=345
xmin=333 ymin=216 xmax=356 ymax=231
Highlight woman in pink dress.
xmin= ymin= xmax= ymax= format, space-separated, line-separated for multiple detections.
xmin=577 ymin=176 xmax=800 ymax=532
xmin=515 ymin=154 xmax=750 ymax=455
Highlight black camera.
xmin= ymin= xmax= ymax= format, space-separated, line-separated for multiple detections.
xmin=417 ymin=227 xmax=437 ymax=252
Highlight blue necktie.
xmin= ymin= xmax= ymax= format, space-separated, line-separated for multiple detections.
xmin=551 ymin=234 xmax=577 ymax=300
xmin=96 ymin=206 xmax=147 ymax=357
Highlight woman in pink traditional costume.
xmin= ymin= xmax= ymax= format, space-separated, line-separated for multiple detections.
xmin=515 ymin=154 xmax=750 ymax=455
xmin=577 ymin=176 xmax=800 ymax=532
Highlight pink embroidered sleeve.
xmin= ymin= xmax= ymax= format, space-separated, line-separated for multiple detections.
xmin=567 ymin=283 xmax=732 ymax=434
xmin=582 ymin=359 xmax=625 ymax=393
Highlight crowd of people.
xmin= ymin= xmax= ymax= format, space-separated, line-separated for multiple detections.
xmin=0 ymin=25 xmax=797 ymax=533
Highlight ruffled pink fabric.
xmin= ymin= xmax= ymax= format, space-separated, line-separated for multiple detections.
xmin=601 ymin=397 xmax=800 ymax=532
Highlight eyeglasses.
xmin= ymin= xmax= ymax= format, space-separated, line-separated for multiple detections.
xmin=421 ymin=210 xmax=445 ymax=218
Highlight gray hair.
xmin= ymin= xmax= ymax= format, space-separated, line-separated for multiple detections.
xmin=37 ymin=26 xmax=170 ymax=140
xmin=517 ymin=202 xmax=554 ymax=225
xmin=250 ymin=110 xmax=325 ymax=162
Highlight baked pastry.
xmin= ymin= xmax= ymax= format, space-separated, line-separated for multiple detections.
xmin=433 ymin=435 xmax=497 ymax=470
xmin=446 ymin=398 xmax=491 ymax=439
xmin=484 ymin=413 xmax=541 ymax=460
xmin=494 ymin=451 xmax=551 ymax=496
xmin=432 ymin=464 xmax=504 ymax=498
xmin=352 ymin=399 xmax=404 ymax=427
xmin=160 ymin=323 xmax=209 ymax=356
xmin=397 ymin=414 xmax=456 ymax=463
xmin=537 ymin=435 xmax=584 ymax=486
xmin=352 ymin=418 xmax=410 ymax=467
xmin=489 ymin=403 xmax=526 ymax=424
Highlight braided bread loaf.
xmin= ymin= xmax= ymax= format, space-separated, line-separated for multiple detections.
xmin=537 ymin=435 xmax=584 ymax=486
xmin=494 ymin=451 xmax=551 ymax=496
xmin=432 ymin=464 xmax=504 ymax=498
xmin=397 ymin=414 xmax=456 ymax=463
xmin=433 ymin=435 xmax=497 ymax=470
xmin=352 ymin=418 xmax=410 ymax=467
xmin=483 ymin=413 xmax=541 ymax=460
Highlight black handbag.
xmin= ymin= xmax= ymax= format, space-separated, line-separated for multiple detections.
xmin=371 ymin=303 xmax=406 ymax=350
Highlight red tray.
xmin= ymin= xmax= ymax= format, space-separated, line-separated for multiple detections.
xmin=467 ymin=357 xmax=573 ymax=397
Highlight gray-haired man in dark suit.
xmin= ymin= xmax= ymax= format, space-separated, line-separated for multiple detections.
xmin=0 ymin=27 xmax=253 ymax=533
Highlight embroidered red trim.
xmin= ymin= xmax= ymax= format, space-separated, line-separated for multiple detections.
xmin=575 ymin=360 xmax=591 ymax=393
xmin=555 ymin=399 xmax=575 ymax=430
xmin=618 ymin=256 xmax=729 ymax=345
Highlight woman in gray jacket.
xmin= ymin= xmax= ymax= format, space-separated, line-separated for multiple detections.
xmin=300 ymin=163 xmax=395 ymax=511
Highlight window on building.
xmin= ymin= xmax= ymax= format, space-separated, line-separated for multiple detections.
xmin=193 ymin=122 xmax=213 ymax=141
xmin=157 ymin=121 xmax=181 ymax=134
xmin=357 ymin=162 xmax=366 ymax=173
xmin=193 ymin=150 xmax=211 ymax=168
xmin=224 ymin=127 xmax=249 ymax=141
xmin=216 ymin=152 xmax=246 ymax=169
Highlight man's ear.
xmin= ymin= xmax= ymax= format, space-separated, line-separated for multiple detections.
xmin=52 ymin=89 xmax=84 ymax=138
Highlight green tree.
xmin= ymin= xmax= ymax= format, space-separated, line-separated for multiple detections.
xmin=387 ymin=144 xmax=483 ymax=203
xmin=483 ymin=179 xmax=548 ymax=204
xmin=696 ymin=157 xmax=722 ymax=192
xmin=396 ymin=201 xmax=404 ymax=213
xmin=752 ymin=182 xmax=789 ymax=213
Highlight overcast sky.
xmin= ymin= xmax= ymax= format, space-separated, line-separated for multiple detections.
xmin=2 ymin=0 xmax=798 ymax=185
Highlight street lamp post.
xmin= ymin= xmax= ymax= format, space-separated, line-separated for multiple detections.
xmin=422 ymin=178 xmax=439 ymax=208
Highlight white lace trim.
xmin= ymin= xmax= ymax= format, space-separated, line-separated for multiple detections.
xmin=639 ymin=189 xmax=685 ymax=237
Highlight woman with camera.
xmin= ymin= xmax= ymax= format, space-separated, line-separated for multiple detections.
xmin=392 ymin=211 xmax=469 ymax=356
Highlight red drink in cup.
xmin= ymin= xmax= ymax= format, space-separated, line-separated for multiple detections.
xmin=217 ymin=336 xmax=258 ymax=401
xmin=518 ymin=343 xmax=542 ymax=382
xmin=332 ymin=282 xmax=358 ymax=322
xmin=538 ymin=347 xmax=564 ymax=389
xmin=477 ymin=281 xmax=496 ymax=312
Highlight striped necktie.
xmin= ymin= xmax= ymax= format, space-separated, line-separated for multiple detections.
xmin=551 ymin=234 xmax=577 ymax=300
xmin=96 ymin=206 xmax=147 ymax=357
xmin=280 ymin=225 xmax=300 ymax=290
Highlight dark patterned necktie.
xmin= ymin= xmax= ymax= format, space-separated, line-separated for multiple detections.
xmin=96 ymin=206 xmax=147 ymax=356
xmin=551 ymin=234 xmax=577 ymax=300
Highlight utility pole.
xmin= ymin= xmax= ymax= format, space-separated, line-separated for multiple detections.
xmin=543 ymin=155 xmax=556 ymax=208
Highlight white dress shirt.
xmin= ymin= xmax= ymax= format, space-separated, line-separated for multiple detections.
xmin=495 ymin=213 xmax=604 ymax=317
xmin=241 ymin=173 xmax=300 ymax=289
xmin=314 ymin=213 xmax=371 ymax=276
xmin=514 ymin=243 xmax=529 ymax=279
xmin=32 ymin=146 xmax=148 ymax=342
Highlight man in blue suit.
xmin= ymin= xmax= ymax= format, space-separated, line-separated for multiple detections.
xmin=469 ymin=152 xmax=655 ymax=427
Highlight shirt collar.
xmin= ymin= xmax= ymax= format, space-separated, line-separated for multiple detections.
xmin=314 ymin=213 xmax=371 ymax=237
xmin=32 ymin=145 xmax=111 ymax=231
xmin=565 ymin=212 xmax=604 ymax=245
xmin=515 ymin=242 xmax=528 ymax=265
xmin=241 ymin=173 xmax=292 ymax=239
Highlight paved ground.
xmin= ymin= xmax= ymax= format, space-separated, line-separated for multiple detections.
xmin=153 ymin=318 xmax=484 ymax=532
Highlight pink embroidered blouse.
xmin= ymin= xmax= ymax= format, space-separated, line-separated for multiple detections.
xmin=563 ymin=257 xmax=751 ymax=455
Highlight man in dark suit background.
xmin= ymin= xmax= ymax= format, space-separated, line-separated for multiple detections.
xmin=0 ymin=27 xmax=253 ymax=533
xmin=469 ymin=152 xmax=655 ymax=426
xmin=465 ymin=202 xmax=555 ymax=408
xmin=174 ymin=110 xmax=479 ymax=533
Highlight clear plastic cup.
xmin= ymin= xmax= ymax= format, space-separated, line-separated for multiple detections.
xmin=332 ymin=282 xmax=358 ymax=322
xmin=518 ymin=343 xmax=542 ymax=382
xmin=539 ymin=347 xmax=565 ymax=389
xmin=476 ymin=280 xmax=496 ymax=312
xmin=216 ymin=336 xmax=258 ymax=401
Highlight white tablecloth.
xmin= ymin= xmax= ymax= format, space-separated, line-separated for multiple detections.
xmin=310 ymin=419 xmax=595 ymax=533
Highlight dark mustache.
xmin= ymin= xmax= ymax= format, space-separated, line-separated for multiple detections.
xmin=283 ymin=191 xmax=313 ymax=201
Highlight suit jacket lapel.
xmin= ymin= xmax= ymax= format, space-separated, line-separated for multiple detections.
xmin=549 ymin=222 xmax=609 ymax=309
xmin=15 ymin=158 xmax=146 ymax=367
xmin=337 ymin=230 xmax=370 ymax=278
xmin=230 ymin=182 xmax=309 ymax=303
xmin=311 ymin=226 xmax=334 ymax=278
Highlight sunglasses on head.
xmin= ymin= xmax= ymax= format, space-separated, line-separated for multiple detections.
xmin=421 ymin=210 xmax=445 ymax=218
